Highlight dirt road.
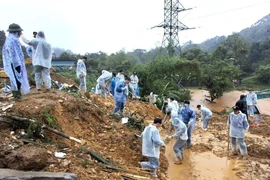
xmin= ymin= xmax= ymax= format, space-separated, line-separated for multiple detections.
xmin=165 ymin=90 xmax=270 ymax=180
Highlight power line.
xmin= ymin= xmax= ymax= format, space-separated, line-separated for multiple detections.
xmin=188 ymin=1 xmax=270 ymax=20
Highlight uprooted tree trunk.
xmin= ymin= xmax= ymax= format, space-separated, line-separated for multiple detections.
xmin=0 ymin=115 xmax=81 ymax=143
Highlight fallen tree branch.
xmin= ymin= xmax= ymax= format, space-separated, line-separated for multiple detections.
xmin=1 ymin=115 xmax=81 ymax=144
xmin=87 ymin=150 xmax=111 ymax=165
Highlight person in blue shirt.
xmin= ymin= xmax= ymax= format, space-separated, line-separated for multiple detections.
xmin=178 ymin=100 xmax=196 ymax=148
xmin=113 ymin=77 xmax=131 ymax=115
xmin=228 ymin=106 xmax=249 ymax=157
xmin=109 ymin=72 xmax=116 ymax=96
xmin=140 ymin=117 xmax=165 ymax=178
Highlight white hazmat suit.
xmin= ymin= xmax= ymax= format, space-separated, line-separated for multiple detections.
xmin=21 ymin=31 xmax=52 ymax=90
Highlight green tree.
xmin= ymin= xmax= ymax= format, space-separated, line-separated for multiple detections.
xmin=223 ymin=34 xmax=249 ymax=75
xmin=105 ymin=50 xmax=132 ymax=74
xmin=256 ymin=64 xmax=270 ymax=84
xmin=202 ymin=60 xmax=240 ymax=102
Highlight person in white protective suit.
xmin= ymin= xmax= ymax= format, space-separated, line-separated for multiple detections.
xmin=96 ymin=70 xmax=112 ymax=97
xmin=227 ymin=106 xmax=249 ymax=158
xmin=149 ymin=92 xmax=158 ymax=106
xmin=169 ymin=97 xmax=179 ymax=111
xmin=167 ymin=117 xmax=188 ymax=164
xmin=246 ymin=89 xmax=257 ymax=117
xmin=21 ymin=31 xmax=52 ymax=92
xmin=25 ymin=31 xmax=37 ymax=58
xmin=197 ymin=105 xmax=212 ymax=131
xmin=76 ymin=56 xmax=87 ymax=93
xmin=140 ymin=117 xmax=166 ymax=178
xmin=129 ymin=72 xmax=139 ymax=98
xmin=115 ymin=69 xmax=125 ymax=83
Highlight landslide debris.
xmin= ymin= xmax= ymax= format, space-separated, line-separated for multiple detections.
xmin=0 ymin=89 xmax=168 ymax=180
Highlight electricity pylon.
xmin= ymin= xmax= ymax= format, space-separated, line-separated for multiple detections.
xmin=152 ymin=0 xmax=194 ymax=56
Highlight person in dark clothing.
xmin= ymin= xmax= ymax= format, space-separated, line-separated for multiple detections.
xmin=235 ymin=95 xmax=249 ymax=122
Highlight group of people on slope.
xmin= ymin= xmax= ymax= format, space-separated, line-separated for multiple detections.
xmin=76 ymin=60 xmax=139 ymax=116
xmin=2 ymin=23 xmax=52 ymax=100
xmin=140 ymin=90 xmax=257 ymax=178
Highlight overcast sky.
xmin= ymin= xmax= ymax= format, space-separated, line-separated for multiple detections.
xmin=0 ymin=0 xmax=269 ymax=54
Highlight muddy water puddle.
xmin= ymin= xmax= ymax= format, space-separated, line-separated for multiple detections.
xmin=165 ymin=140 xmax=239 ymax=180
xmin=192 ymin=152 xmax=239 ymax=180
xmin=190 ymin=90 xmax=270 ymax=115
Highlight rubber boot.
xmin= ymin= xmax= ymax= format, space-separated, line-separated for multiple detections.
xmin=14 ymin=91 xmax=25 ymax=101
xmin=230 ymin=150 xmax=238 ymax=156
xmin=150 ymin=169 xmax=158 ymax=178
xmin=12 ymin=91 xmax=19 ymax=99
xmin=174 ymin=155 xmax=182 ymax=165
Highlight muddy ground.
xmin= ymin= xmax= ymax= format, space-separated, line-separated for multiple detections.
xmin=0 ymin=78 xmax=269 ymax=180
xmin=0 ymin=88 xmax=169 ymax=180
xmin=164 ymin=90 xmax=270 ymax=180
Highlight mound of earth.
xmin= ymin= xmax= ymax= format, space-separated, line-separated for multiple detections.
xmin=0 ymin=90 xmax=168 ymax=180
xmin=249 ymin=115 xmax=270 ymax=137
xmin=50 ymin=72 xmax=75 ymax=85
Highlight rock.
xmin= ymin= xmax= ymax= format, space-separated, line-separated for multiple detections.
xmin=0 ymin=168 xmax=77 ymax=179
xmin=5 ymin=146 xmax=51 ymax=171
xmin=58 ymin=100 xmax=64 ymax=103
xmin=74 ymin=117 xmax=80 ymax=120
xmin=62 ymin=159 xmax=71 ymax=167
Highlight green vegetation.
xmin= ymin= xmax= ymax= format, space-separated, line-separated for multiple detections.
xmin=81 ymin=159 xmax=91 ymax=168
xmin=235 ymin=76 xmax=270 ymax=91
xmin=52 ymin=35 xmax=270 ymax=103
xmin=0 ymin=14 xmax=269 ymax=102
xmin=42 ymin=108 xmax=58 ymax=129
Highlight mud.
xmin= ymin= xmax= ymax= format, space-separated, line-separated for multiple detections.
xmin=0 ymin=85 xmax=269 ymax=180
xmin=0 ymin=90 xmax=167 ymax=180
xmin=164 ymin=89 xmax=270 ymax=180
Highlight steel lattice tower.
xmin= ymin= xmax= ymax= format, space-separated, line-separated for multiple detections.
xmin=152 ymin=0 xmax=194 ymax=56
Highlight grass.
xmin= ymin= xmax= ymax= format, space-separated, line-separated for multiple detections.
xmin=81 ymin=159 xmax=91 ymax=168
xmin=235 ymin=76 xmax=269 ymax=91
xmin=42 ymin=107 xmax=59 ymax=129
xmin=58 ymin=70 xmax=97 ymax=92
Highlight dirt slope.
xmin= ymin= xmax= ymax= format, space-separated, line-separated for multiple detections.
xmin=0 ymin=90 xmax=167 ymax=180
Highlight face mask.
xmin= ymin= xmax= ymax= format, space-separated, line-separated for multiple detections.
xmin=184 ymin=103 xmax=189 ymax=107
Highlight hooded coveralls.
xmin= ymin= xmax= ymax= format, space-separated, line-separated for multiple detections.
xmin=227 ymin=112 xmax=249 ymax=155
xmin=97 ymin=70 xmax=112 ymax=96
xmin=76 ymin=59 xmax=87 ymax=92
xmin=129 ymin=74 xmax=139 ymax=98
xmin=2 ymin=33 xmax=30 ymax=97
xmin=171 ymin=118 xmax=188 ymax=159
xmin=200 ymin=106 xmax=212 ymax=129
xmin=246 ymin=92 xmax=257 ymax=116
xmin=178 ymin=105 xmax=196 ymax=147
xmin=113 ymin=80 xmax=128 ymax=114
xmin=21 ymin=31 xmax=52 ymax=90
xmin=141 ymin=124 xmax=165 ymax=175
xmin=110 ymin=76 xmax=116 ymax=96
